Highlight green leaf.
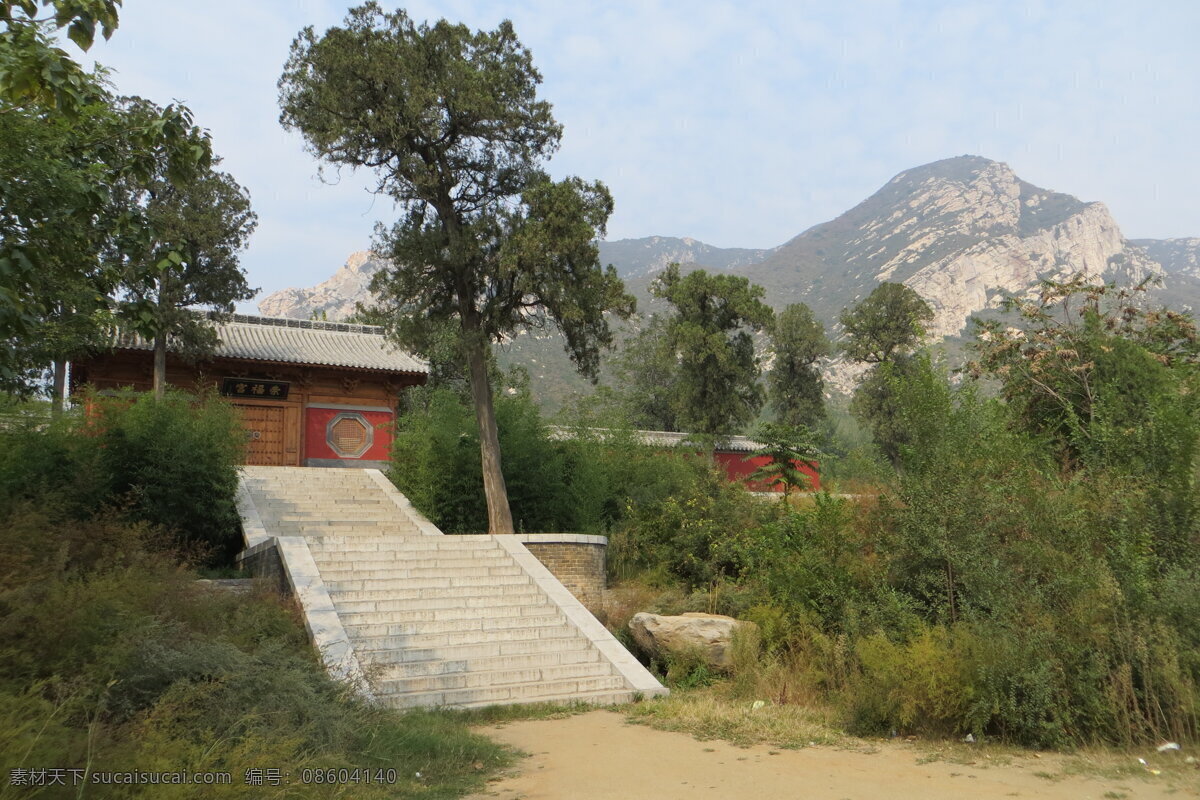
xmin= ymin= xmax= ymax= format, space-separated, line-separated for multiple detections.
xmin=67 ymin=19 xmax=96 ymax=51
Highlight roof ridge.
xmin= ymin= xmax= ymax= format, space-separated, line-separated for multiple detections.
xmin=224 ymin=313 xmax=386 ymax=336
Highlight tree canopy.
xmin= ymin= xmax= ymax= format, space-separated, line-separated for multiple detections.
xmin=840 ymin=282 xmax=933 ymax=364
xmin=607 ymin=315 xmax=682 ymax=432
xmin=112 ymin=123 xmax=258 ymax=397
xmin=1 ymin=2 xmax=216 ymax=396
xmin=747 ymin=421 xmax=822 ymax=498
xmin=970 ymin=276 xmax=1200 ymax=482
xmin=769 ymin=302 xmax=830 ymax=427
xmin=649 ymin=263 xmax=774 ymax=439
xmin=279 ymin=4 xmax=634 ymax=533
xmin=842 ymin=283 xmax=934 ymax=462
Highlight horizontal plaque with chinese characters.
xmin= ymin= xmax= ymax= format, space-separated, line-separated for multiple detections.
xmin=221 ymin=378 xmax=290 ymax=400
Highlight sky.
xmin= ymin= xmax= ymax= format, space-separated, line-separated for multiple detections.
xmin=74 ymin=0 xmax=1200 ymax=312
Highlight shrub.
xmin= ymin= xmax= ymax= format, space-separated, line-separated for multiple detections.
xmin=849 ymin=624 xmax=975 ymax=737
xmin=609 ymin=458 xmax=765 ymax=589
xmin=90 ymin=390 xmax=244 ymax=562
xmin=389 ymin=387 xmax=570 ymax=533
xmin=0 ymin=510 xmax=509 ymax=798
xmin=0 ymin=391 xmax=244 ymax=565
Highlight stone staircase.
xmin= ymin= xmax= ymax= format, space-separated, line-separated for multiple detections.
xmin=237 ymin=466 xmax=666 ymax=709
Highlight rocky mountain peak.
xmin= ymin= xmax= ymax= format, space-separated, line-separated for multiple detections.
xmin=258 ymin=250 xmax=387 ymax=321
xmin=738 ymin=154 xmax=1159 ymax=339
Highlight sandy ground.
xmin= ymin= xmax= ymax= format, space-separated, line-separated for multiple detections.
xmin=468 ymin=710 xmax=1199 ymax=800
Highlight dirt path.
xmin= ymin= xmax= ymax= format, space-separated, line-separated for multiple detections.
xmin=468 ymin=710 xmax=1198 ymax=800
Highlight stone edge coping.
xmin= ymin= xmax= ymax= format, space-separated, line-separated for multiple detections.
xmin=234 ymin=475 xmax=375 ymax=701
xmin=490 ymin=535 xmax=668 ymax=699
xmin=364 ymin=469 xmax=443 ymax=536
xmin=274 ymin=535 xmax=375 ymax=700
xmin=511 ymin=533 xmax=608 ymax=546
xmin=235 ymin=476 xmax=270 ymax=549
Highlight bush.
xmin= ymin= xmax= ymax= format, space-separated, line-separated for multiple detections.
xmin=0 ymin=390 xmax=244 ymax=565
xmin=389 ymin=387 xmax=570 ymax=533
xmin=0 ymin=509 xmax=509 ymax=798
xmin=609 ymin=458 xmax=766 ymax=589
xmin=91 ymin=390 xmax=244 ymax=562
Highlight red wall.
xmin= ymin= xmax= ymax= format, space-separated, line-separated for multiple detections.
xmin=715 ymin=452 xmax=820 ymax=492
xmin=304 ymin=407 xmax=393 ymax=462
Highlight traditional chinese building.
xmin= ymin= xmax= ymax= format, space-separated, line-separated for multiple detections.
xmin=70 ymin=315 xmax=428 ymax=468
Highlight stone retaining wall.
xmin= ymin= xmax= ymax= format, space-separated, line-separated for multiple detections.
xmin=513 ymin=534 xmax=607 ymax=612
xmin=236 ymin=539 xmax=289 ymax=595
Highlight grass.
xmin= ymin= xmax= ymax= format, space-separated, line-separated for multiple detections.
xmin=622 ymin=686 xmax=844 ymax=750
xmin=444 ymin=700 xmax=605 ymax=726
xmin=0 ymin=511 xmax=516 ymax=800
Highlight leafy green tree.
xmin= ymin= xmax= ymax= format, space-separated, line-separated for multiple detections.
xmin=609 ymin=315 xmax=682 ymax=431
xmin=0 ymin=1 xmax=120 ymax=112
xmin=747 ymin=421 xmax=822 ymax=499
xmin=769 ymin=302 xmax=830 ymax=427
xmin=970 ymin=277 xmax=1200 ymax=470
xmin=0 ymin=102 xmax=110 ymax=395
xmin=279 ymin=4 xmax=634 ymax=534
xmin=850 ymin=353 xmax=949 ymax=466
xmin=1 ymin=2 xmax=215 ymax=395
xmin=970 ymin=277 xmax=1200 ymax=561
xmin=112 ymin=122 xmax=258 ymax=398
xmin=843 ymin=283 xmax=933 ymax=462
xmin=649 ymin=264 xmax=774 ymax=442
xmin=840 ymin=282 xmax=933 ymax=364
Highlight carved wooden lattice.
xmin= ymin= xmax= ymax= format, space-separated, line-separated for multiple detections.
xmin=329 ymin=416 xmax=369 ymax=456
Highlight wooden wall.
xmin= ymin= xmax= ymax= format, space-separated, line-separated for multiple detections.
xmin=72 ymin=350 xmax=424 ymax=467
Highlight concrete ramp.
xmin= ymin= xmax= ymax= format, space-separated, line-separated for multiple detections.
xmin=236 ymin=466 xmax=666 ymax=709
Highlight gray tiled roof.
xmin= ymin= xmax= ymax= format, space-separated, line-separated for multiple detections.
xmin=546 ymin=426 xmax=763 ymax=453
xmin=115 ymin=314 xmax=428 ymax=375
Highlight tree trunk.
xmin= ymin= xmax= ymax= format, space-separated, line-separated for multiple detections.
xmin=51 ymin=360 xmax=66 ymax=417
xmin=464 ymin=333 xmax=514 ymax=534
xmin=153 ymin=331 xmax=167 ymax=399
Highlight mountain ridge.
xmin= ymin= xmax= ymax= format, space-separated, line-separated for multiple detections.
xmin=256 ymin=155 xmax=1196 ymax=404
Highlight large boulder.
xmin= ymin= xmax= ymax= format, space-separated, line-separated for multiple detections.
xmin=628 ymin=612 xmax=757 ymax=670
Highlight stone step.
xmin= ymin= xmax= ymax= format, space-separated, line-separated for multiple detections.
xmin=309 ymin=551 xmax=506 ymax=563
xmin=377 ymin=677 xmax=632 ymax=709
xmin=250 ymin=490 xmax=384 ymax=494
xmin=335 ymin=602 xmax=555 ymax=626
xmin=326 ymin=576 xmax=537 ymax=599
xmin=346 ymin=623 xmax=579 ymax=651
xmin=354 ymin=635 xmax=594 ymax=665
xmin=312 ymin=556 xmax=510 ymax=571
xmin=318 ymin=573 xmax=531 ymax=591
xmin=312 ymin=563 xmax=508 ymax=575
xmin=447 ymin=688 xmax=637 ymax=711
xmin=262 ymin=518 xmax=407 ymax=526
xmin=335 ymin=594 xmax=548 ymax=621
xmin=338 ymin=587 xmax=552 ymax=618
xmin=342 ymin=613 xmax=566 ymax=638
xmin=254 ymin=502 xmax=390 ymax=510
xmin=305 ymin=535 xmax=496 ymax=547
xmin=248 ymin=490 xmax=383 ymax=496
xmin=260 ymin=513 xmax=400 ymax=520
xmin=263 ymin=518 xmax=413 ymax=526
xmin=371 ymin=647 xmax=603 ymax=680
xmin=375 ymin=660 xmax=617 ymax=695
xmin=321 ymin=571 xmax=525 ymax=592
xmin=332 ymin=585 xmax=538 ymax=612
xmin=266 ymin=524 xmax=420 ymax=535
xmin=248 ymin=489 xmax=383 ymax=495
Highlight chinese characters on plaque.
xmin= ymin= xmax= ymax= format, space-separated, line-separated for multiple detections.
xmin=220 ymin=378 xmax=290 ymax=400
